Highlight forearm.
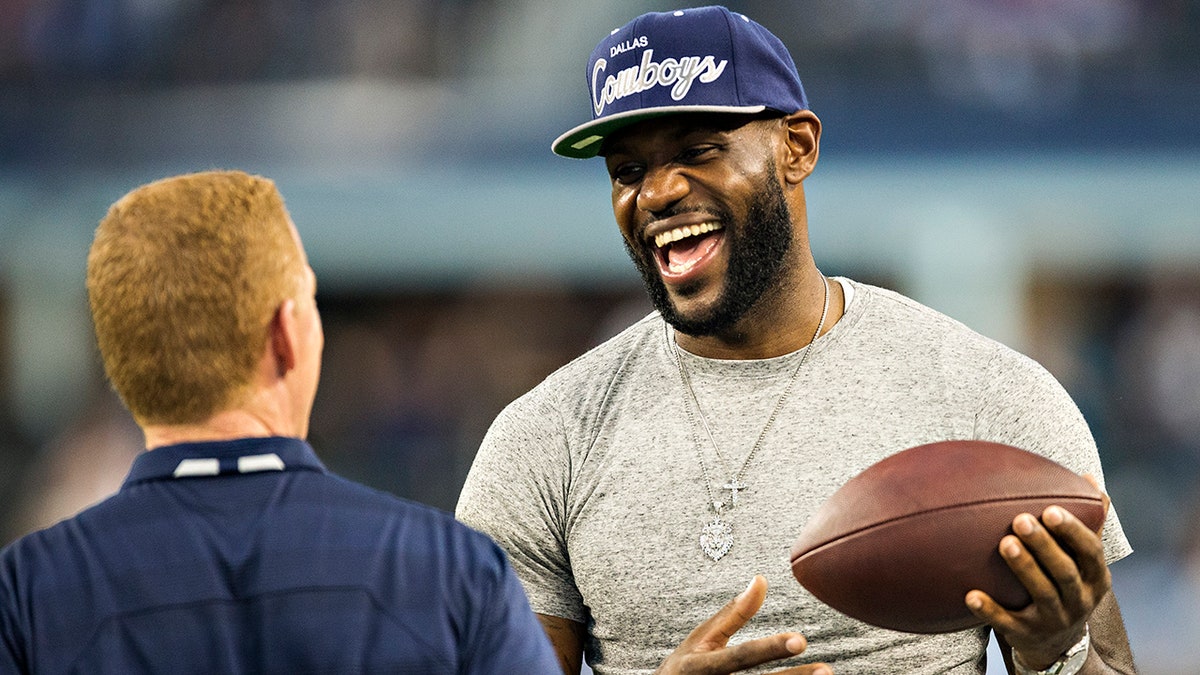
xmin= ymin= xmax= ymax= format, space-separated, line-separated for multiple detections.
xmin=1079 ymin=649 xmax=1137 ymax=675
xmin=1074 ymin=624 xmax=1138 ymax=675
xmin=1005 ymin=591 xmax=1138 ymax=675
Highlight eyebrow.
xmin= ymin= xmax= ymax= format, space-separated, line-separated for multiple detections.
xmin=602 ymin=123 xmax=731 ymax=158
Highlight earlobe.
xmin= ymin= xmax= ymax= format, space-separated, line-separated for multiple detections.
xmin=781 ymin=110 xmax=821 ymax=184
xmin=271 ymin=299 xmax=298 ymax=376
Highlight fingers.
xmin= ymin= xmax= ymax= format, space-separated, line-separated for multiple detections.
xmin=964 ymin=515 xmax=1070 ymax=634
xmin=684 ymin=576 xmax=805 ymax=657
xmin=964 ymin=587 xmax=1005 ymax=626
xmin=659 ymin=575 xmax=822 ymax=675
xmin=1017 ymin=512 xmax=1084 ymax=615
xmin=771 ymin=663 xmax=833 ymax=675
xmin=688 ymin=632 xmax=810 ymax=674
xmin=965 ymin=503 xmax=1113 ymax=653
xmin=682 ymin=575 xmax=768 ymax=650
xmin=1002 ymin=507 xmax=1108 ymax=596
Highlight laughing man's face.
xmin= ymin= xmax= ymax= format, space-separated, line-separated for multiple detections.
xmin=603 ymin=114 xmax=794 ymax=337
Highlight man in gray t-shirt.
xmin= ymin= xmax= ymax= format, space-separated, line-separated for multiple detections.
xmin=457 ymin=7 xmax=1137 ymax=675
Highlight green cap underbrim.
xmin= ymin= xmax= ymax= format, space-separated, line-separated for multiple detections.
xmin=551 ymin=104 xmax=769 ymax=159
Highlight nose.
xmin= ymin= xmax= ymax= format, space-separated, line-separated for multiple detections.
xmin=635 ymin=165 xmax=689 ymax=216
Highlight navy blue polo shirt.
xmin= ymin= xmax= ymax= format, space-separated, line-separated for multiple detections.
xmin=0 ymin=436 xmax=558 ymax=674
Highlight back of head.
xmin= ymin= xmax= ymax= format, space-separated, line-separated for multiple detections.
xmin=87 ymin=170 xmax=301 ymax=426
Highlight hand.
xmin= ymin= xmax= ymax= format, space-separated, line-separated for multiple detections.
xmin=965 ymin=476 xmax=1112 ymax=669
xmin=653 ymin=575 xmax=831 ymax=675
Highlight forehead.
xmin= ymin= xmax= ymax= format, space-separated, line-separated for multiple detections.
xmin=600 ymin=112 xmax=765 ymax=157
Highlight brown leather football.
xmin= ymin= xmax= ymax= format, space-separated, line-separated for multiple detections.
xmin=789 ymin=440 xmax=1106 ymax=634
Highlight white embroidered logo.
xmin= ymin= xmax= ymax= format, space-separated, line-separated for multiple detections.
xmin=591 ymin=47 xmax=729 ymax=116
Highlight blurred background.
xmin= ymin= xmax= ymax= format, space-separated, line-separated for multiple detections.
xmin=0 ymin=1 xmax=1197 ymax=671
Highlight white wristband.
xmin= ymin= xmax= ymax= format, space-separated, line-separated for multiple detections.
xmin=1011 ymin=625 xmax=1090 ymax=675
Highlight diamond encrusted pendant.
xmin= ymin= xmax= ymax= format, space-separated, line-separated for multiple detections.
xmin=700 ymin=516 xmax=733 ymax=561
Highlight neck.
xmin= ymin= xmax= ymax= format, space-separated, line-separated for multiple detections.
xmin=141 ymin=408 xmax=300 ymax=450
xmin=674 ymin=270 xmax=842 ymax=359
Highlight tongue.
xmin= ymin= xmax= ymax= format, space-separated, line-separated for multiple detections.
xmin=667 ymin=232 xmax=716 ymax=269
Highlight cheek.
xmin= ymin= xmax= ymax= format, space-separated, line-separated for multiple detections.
xmin=611 ymin=188 xmax=640 ymax=241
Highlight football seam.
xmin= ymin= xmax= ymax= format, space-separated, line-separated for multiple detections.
xmin=792 ymin=493 xmax=1104 ymax=561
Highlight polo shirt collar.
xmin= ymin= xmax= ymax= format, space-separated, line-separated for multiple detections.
xmin=122 ymin=436 xmax=327 ymax=487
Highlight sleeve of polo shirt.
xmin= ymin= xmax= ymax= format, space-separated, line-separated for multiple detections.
xmin=459 ymin=541 xmax=562 ymax=673
xmin=0 ymin=550 xmax=28 ymax=674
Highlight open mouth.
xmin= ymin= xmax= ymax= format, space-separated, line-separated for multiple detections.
xmin=652 ymin=222 xmax=725 ymax=276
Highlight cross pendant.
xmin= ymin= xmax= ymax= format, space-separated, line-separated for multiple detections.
xmin=722 ymin=479 xmax=748 ymax=506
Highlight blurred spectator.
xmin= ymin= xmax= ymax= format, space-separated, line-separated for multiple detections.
xmin=739 ymin=0 xmax=1146 ymax=115
xmin=1117 ymin=277 xmax=1200 ymax=452
xmin=916 ymin=0 xmax=1139 ymax=114
xmin=3 ymin=384 xmax=140 ymax=543
xmin=1108 ymin=275 xmax=1200 ymax=552
xmin=2 ymin=0 xmax=489 ymax=83
xmin=310 ymin=313 xmax=459 ymax=509
xmin=307 ymin=284 xmax=645 ymax=511
xmin=21 ymin=0 xmax=199 ymax=81
xmin=3 ymin=282 xmax=643 ymax=541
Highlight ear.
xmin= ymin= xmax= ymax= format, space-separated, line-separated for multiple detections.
xmin=779 ymin=110 xmax=821 ymax=185
xmin=269 ymin=299 xmax=298 ymax=377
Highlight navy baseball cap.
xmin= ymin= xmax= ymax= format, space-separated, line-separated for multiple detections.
xmin=552 ymin=5 xmax=809 ymax=159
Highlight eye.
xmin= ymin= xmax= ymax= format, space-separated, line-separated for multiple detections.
xmin=609 ymin=161 xmax=645 ymax=186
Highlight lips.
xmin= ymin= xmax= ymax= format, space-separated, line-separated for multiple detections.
xmin=651 ymin=221 xmax=725 ymax=278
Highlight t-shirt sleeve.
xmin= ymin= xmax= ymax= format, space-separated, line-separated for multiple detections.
xmin=456 ymin=390 xmax=586 ymax=623
xmin=974 ymin=345 xmax=1133 ymax=564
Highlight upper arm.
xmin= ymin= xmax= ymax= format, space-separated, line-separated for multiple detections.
xmin=456 ymin=395 xmax=587 ymax=621
xmin=994 ymin=590 xmax=1137 ymax=674
xmin=538 ymin=613 xmax=586 ymax=675
xmin=975 ymin=348 xmax=1133 ymax=564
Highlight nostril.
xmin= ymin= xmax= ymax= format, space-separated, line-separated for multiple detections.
xmin=637 ymin=172 xmax=689 ymax=213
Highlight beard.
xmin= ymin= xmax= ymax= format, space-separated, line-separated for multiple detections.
xmin=624 ymin=169 xmax=794 ymax=337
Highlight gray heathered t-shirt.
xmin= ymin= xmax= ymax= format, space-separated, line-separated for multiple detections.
xmin=456 ymin=279 xmax=1131 ymax=675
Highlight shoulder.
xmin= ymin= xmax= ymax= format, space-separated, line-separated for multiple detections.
xmin=460 ymin=312 xmax=669 ymax=527
xmin=316 ymin=473 xmax=506 ymax=558
xmin=851 ymin=281 xmax=1003 ymax=348
xmin=838 ymin=280 xmax=1066 ymax=406
xmin=0 ymin=535 xmax=30 ymax=668
xmin=837 ymin=280 xmax=1023 ymax=371
xmin=493 ymin=311 xmax=665 ymax=421
xmin=0 ymin=504 xmax=104 ymax=647
xmin=0 ymin=493 xmax=120 ymax=583
xmin=540 ymin=311 xmax=664 ymax=391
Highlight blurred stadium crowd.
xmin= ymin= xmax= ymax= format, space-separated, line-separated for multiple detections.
xmin=1 ymin=1 xmax=1198 ymax=672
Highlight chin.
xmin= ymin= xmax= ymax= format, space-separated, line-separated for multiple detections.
xmin=664 ymin=306 xmax=732 ymax=338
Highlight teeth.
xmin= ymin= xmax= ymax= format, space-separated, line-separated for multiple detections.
xmin=653 ymin=222 xmax=722 ymax=248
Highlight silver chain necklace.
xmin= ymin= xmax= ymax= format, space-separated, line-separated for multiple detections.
xmin=671 ymin=274 xmax=830 ymax=561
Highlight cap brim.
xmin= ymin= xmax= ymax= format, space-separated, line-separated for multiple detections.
xmin=551 ymin=104 xmax=768 ymax=159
